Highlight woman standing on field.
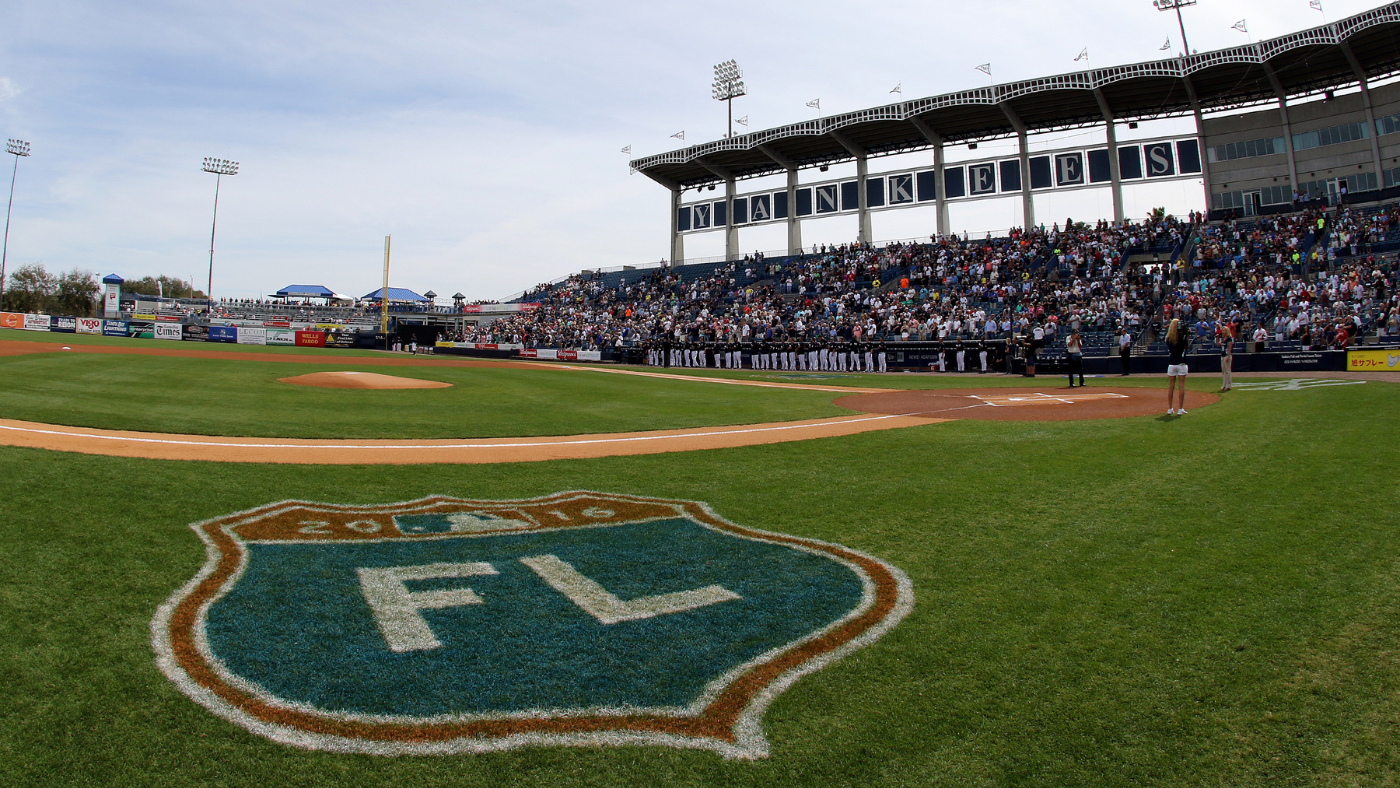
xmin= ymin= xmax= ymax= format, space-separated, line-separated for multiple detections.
xmin=1218 ymin=324 xmax=1234 ymax=392
xmin=1165 ymin=318 xmax=1190 ymax=415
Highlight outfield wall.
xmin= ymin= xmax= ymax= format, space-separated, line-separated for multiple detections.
xmin=1 ymin=312 xmax=369 ymax=349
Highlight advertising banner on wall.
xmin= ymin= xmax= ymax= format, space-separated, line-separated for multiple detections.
xmin=325 ymin=332 xmax=358 ymax=348
xmin=236 ymin=327 xmax=267 ymax=345
xmin=76 ymin=318 xmax=103 ymax=334
xmin=1347 ymin=348 xmax=1400 ymax=371
xmin=517 ymin=349 xmax=558 ymax=360
xmin=102 ymin=320 xmax=129 ymax=337
xmin=126 ymin=321 xmax=155 ymax=339
xmin=103 ymin=284 xmax=120 ymax=318
xmin=295 ymin=330 xmax=326 ymax=348
xmin=23 ymin=314 xmax=51 ymax=331
xmin=208 ymin=326 xmax=237 ymax=343
xmin=436 ymin=341 xmax=525 ymax=351
xmin=51 ymin=317 xmax=77 ymax=333
xmin=182 ymin=324 xmax=210 ymax=342
xmin=266 ymin=329 xmax=296 ymax=346
xmin=154 ymin=324 xmax=183 ymax=341
xmin=0 ymin=312 xmax=23 ymax=329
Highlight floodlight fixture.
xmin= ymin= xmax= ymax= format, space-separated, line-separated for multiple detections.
xmin=1 ymin=138 xmax=32 ymax=304
xmin=1153 ymin=0 xmax=1197 ymax=55
xmin=202 ymin=157 xmax=239 ymax=310
xmin=202 ymin=157 xmax=239 ymax=176
xmin=712 ymin=59 xmax=747 ymax=139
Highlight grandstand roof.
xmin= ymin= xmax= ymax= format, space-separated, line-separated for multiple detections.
xmin=362 ymin=287 xmax=429 ymax=302
xmin=631 ymin=2 xmax=1400 ymax=189
xmin=275 ymin=285 xmax=335 ymax=298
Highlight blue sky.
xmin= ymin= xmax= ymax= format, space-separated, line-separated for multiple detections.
xmin=0 ymin=0 xmax=1381 ymax=301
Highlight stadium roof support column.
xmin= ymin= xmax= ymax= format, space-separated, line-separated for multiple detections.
xmin=642 ymin=170 xmax=684 ymax=264
xmin=1000 ymin=105 xmax=1036 ymax=231
xmin=699 ymin=160 xmax=738 ymax=260
xmin=786 ymin=168 xmax=802 ymax=255
xmin=830 ymin=131 xmax=871 ymax=244
xmin=1093 ymin=90 xmax=1126 ymax=224
xmin=758 ymin=144 xmax=803 ymax=255
xmin=1264 ymin=64 xmax=1301 ymax=203
xmin=1182 ymin=76 xmax=1213 ymax=217
xmin=908 ymin=118 xmax=949 ymax=237
xmin=1341 ymin=41 xmax=1387 ymax=190
xmin=725 ymin=177 xmax=738 ymax=260
xmin=670 ymin=187 xmax=685 ymax=263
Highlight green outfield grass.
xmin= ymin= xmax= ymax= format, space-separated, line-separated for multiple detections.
xmin=1 ymin=375 xmax=1397 ymax=787
xmin=0 ymin=352 xmax=856 ymax=438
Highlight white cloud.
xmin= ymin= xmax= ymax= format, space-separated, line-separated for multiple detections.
xmin=0 ymin=78 xmax=19 ymax=101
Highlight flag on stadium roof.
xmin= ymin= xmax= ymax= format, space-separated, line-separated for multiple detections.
xmin=890 ymin=82 xmax=902 ymax=95
xmin=1074 ymin=48 xmax=1088 ymax=62
xmin=1311 ymin=0 xmax=1323 ymax=11
xmin=975 ymin=63 xmax=991 ymax=76
xmin=1160 ymin=37 xmax=1171 ymax=50
xmin=736 ymin=116 xmax=748 ymax=127
xmin=620 ymin=145 xmax=631 ymax=155
xmin=671 ymin=131 xmax=685 ymax=140
xmin=806 ymin=98 xmax=820 ymax=109
xmin=1232 ymin=19 xmax=1248 ymax=33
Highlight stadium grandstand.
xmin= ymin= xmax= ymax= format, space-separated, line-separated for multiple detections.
xmin=12 ymin=3 xmax=1400 ymax=372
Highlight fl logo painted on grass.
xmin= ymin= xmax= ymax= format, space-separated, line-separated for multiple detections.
xmin=152 ymin=492 xmax=913 ymax=759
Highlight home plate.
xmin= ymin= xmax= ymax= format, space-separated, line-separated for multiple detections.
xmin=971 ymin=392 xmax=1130 ymax=407
xmin=833 ymin=387 xmax=1219 ymax=422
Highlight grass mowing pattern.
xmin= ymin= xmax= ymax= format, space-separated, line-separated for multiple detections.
xmin=0 ymin=380 xmax=1397 ymax=786
xmin=0 ymin=353 xmax=848 ymax=438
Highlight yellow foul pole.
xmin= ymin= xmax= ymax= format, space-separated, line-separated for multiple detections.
xmin=381 ymin=235 xmax=391 ymax=347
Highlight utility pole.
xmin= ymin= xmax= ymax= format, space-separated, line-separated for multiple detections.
xmin=1 ymin=139 xmax=31 ymax=306
xmin=202 ymin=158 xmax=239 ymax=311
xmin=712 ymin=60 xmax=746 ymax=139
xmin=1154 ymin=0 xmax=1197 ymax=55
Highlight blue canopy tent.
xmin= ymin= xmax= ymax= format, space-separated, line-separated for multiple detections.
xmin=275 ymin=285 xmax=336 ymax=298
xmin=361 ymin=287 xmax=430 ymax=304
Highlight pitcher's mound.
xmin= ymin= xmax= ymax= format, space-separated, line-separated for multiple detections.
xmin=279 ymin=371 xmax=452 ymax=390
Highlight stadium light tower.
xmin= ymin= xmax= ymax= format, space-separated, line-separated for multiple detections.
xmin=1 ymin=138 xmax=31 ymax=306
xmin=201 ymin=157 xmax=238 ymax=311
xmin=1154 ymin=0 xmax=1197 ymax=56
xmin=712 ymin=60 xmax=747 ymax=139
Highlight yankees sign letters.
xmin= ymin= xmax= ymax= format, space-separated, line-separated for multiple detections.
xmin=152 ymin=492 xmax=913 ymax=758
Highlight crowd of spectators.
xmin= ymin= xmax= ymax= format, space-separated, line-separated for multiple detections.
xmin=448 ymin=205 xmax=1399 ymax=355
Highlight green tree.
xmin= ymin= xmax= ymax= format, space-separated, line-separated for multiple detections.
xmin=2 ymin=264 xmax=102 ymax=316
xmin=55 ymin=271 xmax=100 ymax=317
xmin=124 ymin=275 xmax=204 ymax=299
xmin=3 ymin=263 xmax=58 ymax=313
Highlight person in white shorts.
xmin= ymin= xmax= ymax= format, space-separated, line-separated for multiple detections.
xmin=1165 ymin=318 xmax=1191 ymax=415
xmin=1218 ymin=325 xmax=1234 ymax=392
